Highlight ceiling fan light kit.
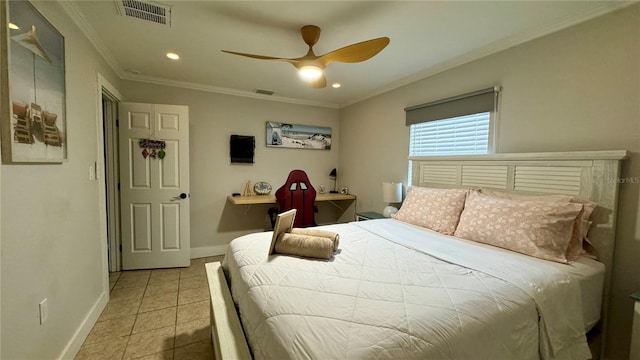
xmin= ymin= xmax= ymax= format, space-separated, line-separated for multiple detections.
xmin=298 ymin=65 xmax=324 ymax=81
xmin=222 ymin=25 xmax=389 ymax=88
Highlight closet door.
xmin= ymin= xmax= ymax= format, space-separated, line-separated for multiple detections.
xmin=119 ymin=102 xmax=190 ymax=269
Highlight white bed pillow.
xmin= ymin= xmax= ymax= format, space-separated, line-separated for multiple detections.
xmin=392 ymin=186 xmax=467 ymax=235
xmin=454 ymin=190 xmax=583 ymax=263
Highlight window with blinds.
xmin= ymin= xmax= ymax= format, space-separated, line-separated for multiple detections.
xmin=409 ymin=112 xmax=490 ymax=156
xmin=408 ymin=112 xmax=491 ymax=185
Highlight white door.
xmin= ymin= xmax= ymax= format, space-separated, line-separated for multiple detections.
xmin=119 ymin=102 xmax=190 ymax=269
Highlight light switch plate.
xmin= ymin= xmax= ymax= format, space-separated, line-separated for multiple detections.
xmin=39 ymin=298 xmax=48 ymax=324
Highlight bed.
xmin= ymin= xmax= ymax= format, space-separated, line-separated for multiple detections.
xmin=206 ymin=150 xmax=628 ymax=360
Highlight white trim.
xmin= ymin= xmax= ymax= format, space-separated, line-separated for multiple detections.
xmin=98 ymin=73 xmax=123 ymax=101
xmin=102 ymin=98 xmax=120 ymax=272
xmin=58 ymin=2 xmax=124 ymax=77
xmin=120 ymin=73 xmax=340 ymax=109
xmin=60 ymin=0 xmax=633 ymax=109
xmin=96 ymin=73 xmax=122 ymax=277
xmin=409 ymin=150 xmax=629 ymax=162
xmin=57 ymin=291 xmax=109 ymax=360
xmin=191 ymin=244 xmax=229 ymax=259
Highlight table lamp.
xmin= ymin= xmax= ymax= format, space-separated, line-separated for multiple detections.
xmin=329 ymin=168 xmax=338 ymax=193
xmin=382 ymin=182 xmax=402 ymax=217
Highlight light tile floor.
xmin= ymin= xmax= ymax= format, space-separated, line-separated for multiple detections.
xmin=74 ymin=256 xmax=224 ymax=360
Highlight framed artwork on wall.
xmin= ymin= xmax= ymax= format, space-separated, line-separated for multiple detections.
xmin=266 ymin=121 xmax=331 ymax=150
xmin=1 ymin=0 xmax=67 ymax=163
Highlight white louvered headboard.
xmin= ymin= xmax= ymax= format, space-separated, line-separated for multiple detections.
xmin=410 ymin=150 xmax=628 ymax=356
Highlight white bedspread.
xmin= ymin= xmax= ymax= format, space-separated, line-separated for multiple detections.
xmin=223 ymin=219 xmax=594 ymax=360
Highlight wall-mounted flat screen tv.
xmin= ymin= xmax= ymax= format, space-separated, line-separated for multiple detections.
xmin=230 ymin=135 xmax=255 ymax=164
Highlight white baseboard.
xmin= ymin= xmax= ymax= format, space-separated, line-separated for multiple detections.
xmin=58 ymin=290 xmax=109 ymax=360
xmin=191 ymin=244 xmax=228 ymax=259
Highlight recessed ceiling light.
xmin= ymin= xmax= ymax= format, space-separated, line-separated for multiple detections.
xmin=8 ymin=23 xmax=19 ymax=30
xmin=332 ymin=83 xmax=341 ymax=88
xmin=166 ymin=52 xmax=180 ymax=60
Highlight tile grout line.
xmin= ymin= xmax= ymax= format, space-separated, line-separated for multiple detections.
xmin=120 ymin=271 xmax=151 ymax=360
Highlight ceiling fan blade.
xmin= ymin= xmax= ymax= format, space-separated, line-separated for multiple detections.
xmin=318 ymin=37 xmax=390 ymax=66
xmin=221 ymin=50 xmax=299 ymax=64
xmin=308 ymin=74 xmax=327 ymax=88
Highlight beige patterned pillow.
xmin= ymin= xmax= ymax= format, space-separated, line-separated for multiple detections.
xmin=454 ymin=190 xmax=583 ymax=263
xmin=479 ymin=189 xmax=596 ymax=261
xmin=392 ymin=187 xmax=467 ymax=235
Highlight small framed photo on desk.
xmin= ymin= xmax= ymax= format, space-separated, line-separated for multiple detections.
xmin=269 ymin=209 xmax=296 ymax=255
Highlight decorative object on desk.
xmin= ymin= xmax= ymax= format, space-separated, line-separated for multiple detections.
xmin=3 ymin=0 xmax=67 ymax=163
xmin=266 ymin=122 xmax=331 ymax=150
xmin=242 ymin=181 xmax=255 ymax=196
xmin=254 ymin=181 xmax=272 ymax=195
xmin=382 ymin=181 xmax=403 ymax=218
xmin=340 ymin=187 xmax=349 ymax=195
xmin=230 ymin=135 xmax=255 ymax=164
xmin=319 ymin=184 xmax=326 ymax=193
xmin=329 ymin=168 xmax=338 ymax=193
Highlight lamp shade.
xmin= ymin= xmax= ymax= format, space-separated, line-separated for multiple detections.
xmin=329 ymin=168 xmax=337 ymax=178
xmin=382 ymin=182 xmax=402 ymax=203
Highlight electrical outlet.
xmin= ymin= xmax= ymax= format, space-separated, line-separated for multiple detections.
xmin=39 ymin=298 xmax=48 ymax=324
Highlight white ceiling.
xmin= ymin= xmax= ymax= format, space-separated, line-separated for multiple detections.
xmin=66 ymin=0 xmax=630 ymax=108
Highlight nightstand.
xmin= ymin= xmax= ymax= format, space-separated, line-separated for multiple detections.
xmin=356 ymin=211 xmax=385 ymax=221
xmin=631 ymin=292 xmax=640 ymax=359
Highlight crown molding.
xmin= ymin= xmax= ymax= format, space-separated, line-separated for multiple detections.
xmin=58 ymin=1 xmax=125 ymax=77
xmin=341 ymin=1 xmax=636 ymax=108
xmin=120 ymin=73 xmax=340 ymax=109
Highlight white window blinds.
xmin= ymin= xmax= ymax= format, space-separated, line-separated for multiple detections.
xmin=409 ymin=112 xmax=490 ymax=156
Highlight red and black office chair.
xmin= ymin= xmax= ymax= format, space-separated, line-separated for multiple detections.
xmin=268 ymin=170 xmax=317 ymax=228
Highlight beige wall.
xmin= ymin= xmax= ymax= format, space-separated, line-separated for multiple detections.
xmin=339 ymin=4 xmax=640 ymax=358
xmin=0 ymin=1 xmax=122 ymax=359
xmin=120 ymin=81 xmax=341 ymax=255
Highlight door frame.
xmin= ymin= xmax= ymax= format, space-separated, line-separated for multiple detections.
xmin=96 ymin=73 xmax=123 ymax=274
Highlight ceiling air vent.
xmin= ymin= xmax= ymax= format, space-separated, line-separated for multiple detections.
xmin=116 ymin=0 xmax=172 ymax=27
xmin=255 ymin=89 xmax=275 ymax=96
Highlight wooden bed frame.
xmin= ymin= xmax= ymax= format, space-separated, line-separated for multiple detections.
xmin=206 ymin=150 xmax=628 ymax=360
